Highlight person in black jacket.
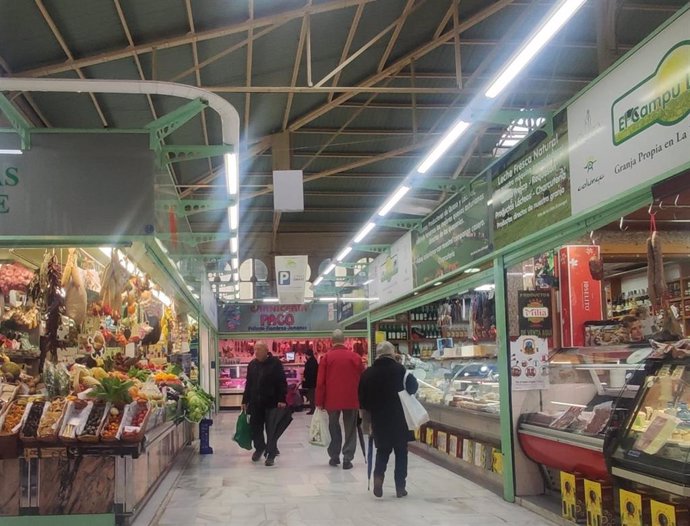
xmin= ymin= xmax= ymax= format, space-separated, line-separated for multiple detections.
xmin=302 ymin=348 xmax=318 ymax=415
xmin=359 ymin=341 xmax=418 ymax=498
xmin=241 ymin=342 xmax=288 ymax=466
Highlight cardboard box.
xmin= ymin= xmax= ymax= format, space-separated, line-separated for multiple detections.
xmin=559 ymin=245 xmax=603 ymax=347
xmin=436 ymin=431 xmax=448 ymax=453
xmin=560 ymin=472 xmax=585 ymax=522
xmin=462 ymin=439 xmax=474 ymax=463
xmin=492 ymin=450 xmax=503 ymax=475
xmin=474 ymin=442 xmax=486 ymax=468
xmin=650 ymin=498 xmax=689 ymax=526
xmin=425 ymin=427 xmax=435 ymax=447
xmin=448 ymin=434 xmax=459 ymax=457
xmin=583 ymin=479 xmax=616 ymax=526
xmin=620 ymin=489 xmax=647 ymax=526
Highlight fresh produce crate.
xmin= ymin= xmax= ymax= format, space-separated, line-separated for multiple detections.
xmin=0 ymin=398 xmax=29 ymax=458
xmin=0 ymin=383 xmax=18 ymax=415
xmin=58 ymin=400 xmax=93 ymax=443
xmin=77 ymin=402 xmax=110 ymax=443
xmin=19 ymin=399 xmax=48 ymax=446
xmin=100 ymin=403 xmax=126 ymax=442
xmin=37 ymin=397 xmax=68 ymax=444
xmin=120 ymin=401 xmax=150 ymax=443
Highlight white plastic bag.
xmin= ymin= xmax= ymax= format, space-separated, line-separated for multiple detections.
xmin=399 ymin=371 xmax=429 ymax=431
xmin=308 ymin=408 xmax=331 ymax=447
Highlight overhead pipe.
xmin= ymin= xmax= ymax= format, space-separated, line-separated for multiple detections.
xmin=0 ymin=77 xmax=241 ymax=281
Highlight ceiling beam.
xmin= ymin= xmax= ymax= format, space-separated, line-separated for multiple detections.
xmin=0 ymin=56 xmax=50 ymax=127
xmin=282 ymin=3 xmax=310 ymax=131
xmin=287 ymin=0 xmax=515 ymax=132
xmin=328 ymin=2 xmax=365 ymax=103
xmin=377 ymin=0 xmax=417 ymax=72
xmin=244 ymin=0 xmax=255 ymax=139
xmin=14 ymin=0 xmax=375 ymax=78
xmin=34 ymin=0 xmax=108 ymax=127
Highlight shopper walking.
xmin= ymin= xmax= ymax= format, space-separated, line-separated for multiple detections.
xmin=302 ymin=348 xmax=318 ymax=415
xmin=241 ymin=342 xmax=288 ymax=466
xmin=359 ymin=341 xmax=419 ymax=498
xmin=316 ymin=329 xmax=365 ymax=469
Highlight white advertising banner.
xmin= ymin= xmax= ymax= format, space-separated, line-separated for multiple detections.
xmin=273 ymin=170 xmax=304 ymax=212
xmin=510 ymin=336 xmax=550 ymax=391
xmin=567 ymin=7 xmax=690 ymax=214
xmin=369 ymin=232 xmax=414 ymax=308
xmin=275 ymin=255 xmax=308 ymax=305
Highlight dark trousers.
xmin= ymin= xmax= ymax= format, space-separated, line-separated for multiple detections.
xmin=305 ymin=388 xmax=316 ymax=412
xmin=249 ymin=406 xmax=278 ymax=457
xmin=374 ymin=440 xmax=408 ymax=489
xmin=327 ymin=409 xmax=358 ymax=463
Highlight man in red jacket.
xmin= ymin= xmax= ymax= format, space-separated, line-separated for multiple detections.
xmin=316 ymin=329 xmax=365 ymax=469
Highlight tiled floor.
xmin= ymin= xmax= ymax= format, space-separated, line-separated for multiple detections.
xmin=149 ymin=412 xmax=556 ymax=526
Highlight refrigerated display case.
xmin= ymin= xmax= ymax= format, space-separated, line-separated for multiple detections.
xmin=517 ymin=345 xmax=646 ymax=480
xmin=610 ymin=353 xmax=690 ymax=496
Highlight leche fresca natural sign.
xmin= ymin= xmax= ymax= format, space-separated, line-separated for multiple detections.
xmin=567 ymin=8 xmax=690 ymax=214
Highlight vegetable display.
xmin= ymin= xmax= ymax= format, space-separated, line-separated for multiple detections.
xmin=183 ymin=386 xmax=214 ymax=423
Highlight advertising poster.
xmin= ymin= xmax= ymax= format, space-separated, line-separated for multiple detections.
xmin=490 ymin=114 xmax=571 ymax=249
xmin=567 ymin=8 xmax=690 ymax=214
xmin=369 ymin=232 xmax=414 ymax=307
xmin=510 ymin=335 xmax=549 ymax=391
xmin=518 ymin=290 xmax=553 ymax=339
xmin=412 ymin=186 xmax=490 ymax=286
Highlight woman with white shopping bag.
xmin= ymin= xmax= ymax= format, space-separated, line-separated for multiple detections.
xmin=358 ymin=341 xmax=424 ymax=499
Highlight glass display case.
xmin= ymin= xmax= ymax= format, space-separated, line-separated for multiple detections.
xmin=413 ymin=355 xmax=499 ymax=414
xmin=610 ymin=356 xmax=690 ymax=495
xmin=517 ymin=345 xmax=646 ymax=480
xmin=218 ymin=362 xmax=305 ymax=409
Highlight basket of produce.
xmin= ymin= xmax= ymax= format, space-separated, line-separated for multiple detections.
xmin=0 ymin=383 xmax=18 ymax=415
xmin=0 ymin=397 xmax=29 ymax=458
xmin=58 ymin=399 xmax=93 ymax=443
xmin=77 ymin=401 xmax=110 ymax=443
xmin=19 ymin=398 xmax=48 ymax=445
xmin=90 ymin=375 xmax=133 ymax=442
xmin=120 ymin=400 xmax=150 ymax=443
xmin=37 ymin=397 xmax=68 ymax=444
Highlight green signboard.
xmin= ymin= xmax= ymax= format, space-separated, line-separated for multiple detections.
xmin=412 ymin=185 xmax=490 ymax=286
xmin=490 ymin=114 xmax=571 ymax=249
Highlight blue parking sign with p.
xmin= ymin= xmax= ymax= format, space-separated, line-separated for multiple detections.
xmin=278 ymin=271 xmax=291 ymax=285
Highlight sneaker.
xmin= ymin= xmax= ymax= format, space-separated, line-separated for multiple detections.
xmin=251 ymin=449 xmax=265 ymax=462
xmin=396 ymin=487 xmax=408 ymax=498
xmin=342 ymin=461 xmax=353 ymax=470
xmin=265 ymin=457 xmax=275 ymax=467
xmin=373 ymin=475 xmax=384 ymax=498
xmin=329 ymin=458 xmax=340 ymax=467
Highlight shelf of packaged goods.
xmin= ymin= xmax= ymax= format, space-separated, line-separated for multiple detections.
xmin=418 ymin=356 xmax=497 ymax=361
xmin=420 ymin=401 xmax=500 ymax=447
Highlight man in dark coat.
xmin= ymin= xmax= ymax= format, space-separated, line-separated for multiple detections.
xmin=302 ymin=348 xmax=318 ymax=415
xmin=359 ymin=341 xmax=418 ymax=498
xmin=241 ymin=341 xmax=288 ymax=466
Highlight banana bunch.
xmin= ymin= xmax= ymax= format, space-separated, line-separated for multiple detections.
xmin=70 ymin=364 xmax=101 ymax=392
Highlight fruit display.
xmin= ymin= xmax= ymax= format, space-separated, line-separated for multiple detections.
xmin=101 ymin=406 xmax=124 ymax=441
xmin=1 ymin=398 xmax=28 ymax=434
xmin=59 ymin=400 xmax=92 ymax=441
xmin=78 ymin=402 xmax=109 ymax=442
xmin=121 ymin=401 xmax=149 ymax=442
xmin=20 ymin=400 xmax=46 ymax=439
xmin=37 ymin=397 xmax=67 ymax=440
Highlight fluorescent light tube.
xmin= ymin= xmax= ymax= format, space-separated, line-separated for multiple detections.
xmin=417 ymin=120 xmax=471 ymax=174
xmin=354 ymin=222 xmax=376 ymax=243
xmin=324 ymin=263 xmax=336 ymax=275
xmin=336 ymin=246 xmax=352 ymax=262
xmin=363 ymin=279 xmax=373 ymax=286
xmin=0 ymin=149 xmax=22 ymax=155
xmin=229 ymin=204 xmax=239 ymax=231
xmin=378 ymin=186 xmax=410 ymax=217
xmin=475 ymin=284 xmax=495 ymax=291
xmin=263 ymin=298 xmax=280 ymax=303
xmin=230 ymin=237 xmax=238 ymax=254
xmin=233 ymin=272 xmax=239 ymax=282
xmin=225 ymin=153 xmax=238 ymax=196
xmin=464 ymin=268 xmax=481 ymax=274
xmin=231 ymin=257 xmax=239 ymax=270
xmin=485 ymin=0 xmax=587 ymax=98
xmin=313 ymin=276 xmax=323 ymax=287
xmin=433 ymin=281 xmax=443 ymax=287
xmin=319 ymin=297 xmax=338 ymax=302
